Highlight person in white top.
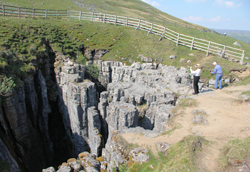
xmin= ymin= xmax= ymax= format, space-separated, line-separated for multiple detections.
xmin=190 ymin=64 xmax=202 ymax=94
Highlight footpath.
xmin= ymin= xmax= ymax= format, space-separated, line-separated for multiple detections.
xmin=121 ymin=83 xmax=250 ymax=171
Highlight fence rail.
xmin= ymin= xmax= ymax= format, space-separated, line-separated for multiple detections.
xmin=0 ymin=4 xmax=245 ymax=64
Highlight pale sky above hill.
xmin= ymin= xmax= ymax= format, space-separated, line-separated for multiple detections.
xmin=141 ymin=0 xmax=250 ymax=30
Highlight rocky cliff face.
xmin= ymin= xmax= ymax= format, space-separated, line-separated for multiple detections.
xmin=0 ymin=49 xmax=193 ymax=171
xmin=0 ymin=46 xmax=73 ymax=171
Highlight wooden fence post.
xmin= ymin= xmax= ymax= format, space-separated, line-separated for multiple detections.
xmin=79 ymin=11 xmax=82 ymax=20
xmin=2 ymin=5 xmax=4 ymax=16
xmin=191 ymin=37 xmax=194 ymax=50
xmin=147 ymin=23 xmax=153 ymax=36
xmin=103 ymin=14 xmax=106 ymax=23
xmin=33 ymin=8 xmax=35 ymax=18
xmin=115 ymin=15 xmax=117 ymax=26
xmin=18 ymin=7 xmax=20 ymax=18
xmin=56 ymin=10 xmax=58 ymax=19
xmin=126 ymin=17 xmax=128 ymax=26
xmin=206 ymin=41 xmax=210 ymax=56
xmin=45 ymin=9 xmax=47 ymax=19
xmin=240 ymin=50 xmax=245 ymax=65
xmin=135 ymin=19 xmax=140 ymax=30
xmin=221 ymin=45 xmax=226 ymax=58
xmin=176 ymin=33 xmax=180 ymax=46
xmin=91 ymin=12 xmax=93 ymax=21
xmin=159 ymin=27 xmax=166 ymax=41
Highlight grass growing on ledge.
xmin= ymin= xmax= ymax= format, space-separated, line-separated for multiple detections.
xmin=119 ymin=150 xmax=159 ymax=172
xmin=119 ymin=135 xmax=208 ymax=172
xmin=241 ymin=90 xmax=250 ymax=101
xmin=113 ymin=135 xmax=139 ymax=158
xmin=161 ymin=125 xmax=181 ymax=136
xmin=219 ymin=137 xmax=250 ymax=171
xmin=179 ymin=98 xmax=198 ymax=107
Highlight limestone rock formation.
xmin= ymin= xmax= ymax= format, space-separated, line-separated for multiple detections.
xmin=106 ymin=102 xmax=139 ymax=135
xmin=55 ymin=59 xmax=98 ymax=155
xmin=129 ymin=148 xmax=150 ymax=163
xmin=0 ymin=48 xmax=58 ymax=171
xmin=87 ymin=106 xmax=102 ymax=156
xmin=1 ymin=49 xmax=196 ymax=172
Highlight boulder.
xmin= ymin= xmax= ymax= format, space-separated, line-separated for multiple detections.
xmin=224 ymin=77 xmax=232 ymax=84
xmin=57 ymin=165 xmax=71 ymax=172
xmin=42 ymin=167 xmax=55 ymax=172
xmin=180 ymin=58 xmax=185 ymax=63
xmin=170 ymin=55 xmax=177 ymax=59
xmin=192 ymin=109 xmax=207 ymax=115
xmin=233 ymin=41 xmax=241 ymax=47
xmin=137 ymin=54 xmax=153 ymax=63
xmin=157 ymin=142 xmax=171 ymax=156
xmin=129 ymin=148 xmax=150 ymax=163
xmin=68 ymin=159 xmax=82 ymax=171
xmin=192 ymin=115 xmax=208 ymax=125
xmin=208 ymin=78 xmax=216 ymax=87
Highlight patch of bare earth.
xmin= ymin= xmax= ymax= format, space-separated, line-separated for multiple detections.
xmin=121 ymin=84 xmax=250 ymax=171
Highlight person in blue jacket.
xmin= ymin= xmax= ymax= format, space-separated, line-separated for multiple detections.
xmin=211 ymin=62 xmax=223 ymax=89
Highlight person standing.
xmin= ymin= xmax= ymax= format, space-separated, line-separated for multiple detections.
xmin=190 ymin=64 xmax=202 ymax=94
xmin=211 ymin=62 xmax=223 ymax=89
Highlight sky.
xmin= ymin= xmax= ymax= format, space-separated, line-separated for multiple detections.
xmin=141 ymin=0 xmax=250 ymax=31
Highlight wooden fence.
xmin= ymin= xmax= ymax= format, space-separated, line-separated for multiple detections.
xmin=0 ymin=4 xmax=245 ymax=64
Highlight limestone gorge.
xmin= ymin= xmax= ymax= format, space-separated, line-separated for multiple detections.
xmin=0 ymin=46 xmax=195 ymax=171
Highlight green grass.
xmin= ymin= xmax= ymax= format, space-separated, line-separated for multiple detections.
xmin=178 ymin=98 xmax=198 ymax=108
xmin=120 ymin=150 xmax=161 ymax=172
xmin=0 ymin=1 xmax=250 ymax=85
xmin=1 ymin=0 xmax=84 ymax=11
xmin=227 ymin=33 xmax=250 ymax=45
xmin=119 ymin=135 xmax=208 ymax=172
xmin=234 ymin=76 xmax=250 ymax=86
xmin=1 ymin=0 xmax=207 ymax=31
xmin=242 ymin=90 xmax=250 ymax=96
xmin=219 ymin=137 xmax=250 ymax=170
xmin=161 ymin=126 xmax=181 ymax=136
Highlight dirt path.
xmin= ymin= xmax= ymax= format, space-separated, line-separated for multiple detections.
xmin=121 ymin=84 xmax=250 ymax=171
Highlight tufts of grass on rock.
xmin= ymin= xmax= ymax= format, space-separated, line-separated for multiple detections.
xmin=219 ymin=137 xmax=250 ymax=170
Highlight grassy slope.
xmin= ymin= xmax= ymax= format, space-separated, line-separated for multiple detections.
xmin=227 ymin=33 xmax=250 ymax=45
xmin=219 ymin=137 xmax=250 ymax=170
xmin=1 ymin=0 xmax=207 ymax=30
xmin=1 ymin=0 xmax=250 ymax=58
xmin=0 ymin=2 xmax=249 ymax=94
xmin=119 ymin=135 xmax=208 ymax=172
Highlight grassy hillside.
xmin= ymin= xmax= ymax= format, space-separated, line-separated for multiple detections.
xmin=0 ymin=0 xmax=250 ymax=84
xmin=1 ymin=0 xmax=207 ymax=31
xmin=227 ymin=33 xmax=250 ymax=45
xmin=213 ymin=29 xmax=250 ymax=45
